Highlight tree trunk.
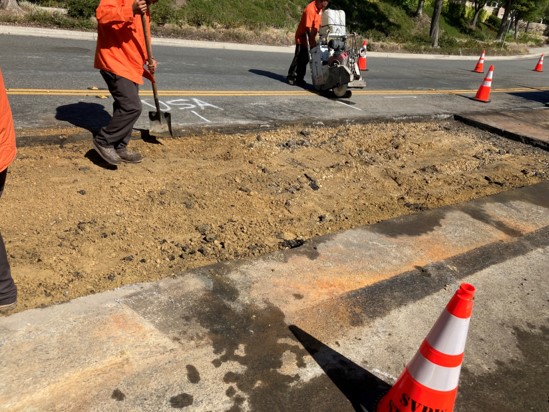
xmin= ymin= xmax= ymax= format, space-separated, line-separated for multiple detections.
xmin=0 ymin=0 xmax=22 ymax=12
xmin=416 ymin=0 xmax=425 ymax=17
xmin=471 ymin=8 xmax=482 ymax=27
xmin=496 ymin=0 xmax=513 ymax=40
xmin=470 ymin=0 xmax=488 ymax=28
xmin=430 ymin=0 xmax=443 ymax=47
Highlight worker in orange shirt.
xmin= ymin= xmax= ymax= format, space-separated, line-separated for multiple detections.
xmin=0 ymin=67 xmax=18 ymax=314
xmin=93 ymin=0 xmax=158 ymax=166
xmin=287 ymin=0 xmax=329 ymax=87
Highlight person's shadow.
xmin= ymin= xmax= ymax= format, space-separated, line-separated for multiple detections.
xmin=56 ymin=102 xmax=112 ymax=136
xmin=248 ymin=69 xmax=315 ymax=91
xmin=248 ymin=69 xmax=288 ymax=84
xmin=56 ymin=102 xmax=121 ymax=169
xmin=56 ymin=102 xmax=161 ymax=169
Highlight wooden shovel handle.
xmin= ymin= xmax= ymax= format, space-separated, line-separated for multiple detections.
xmin=140 ymin=13 xmax=162 ymax=114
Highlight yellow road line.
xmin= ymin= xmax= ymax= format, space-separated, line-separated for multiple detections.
xmin=6 ymin=87 xmax=549 ymax=97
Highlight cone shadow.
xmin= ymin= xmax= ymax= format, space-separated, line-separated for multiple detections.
xmin=289 ymin=325 xmax=391 ymax=412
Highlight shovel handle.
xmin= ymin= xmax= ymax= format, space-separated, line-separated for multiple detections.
xmin=140 ymin=13 xmax=162 ymax=114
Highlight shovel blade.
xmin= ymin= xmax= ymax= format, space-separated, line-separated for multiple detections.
xmin=148 ymin=111 xmax=173 ymax=137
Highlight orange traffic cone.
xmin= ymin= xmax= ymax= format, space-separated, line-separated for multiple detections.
xmin=474 ymin=65 xmax=494 ymax=103
xmin=377 ymin=283 xmax=476 ymax=412
xmin=473 ymin=50 xmax=485 ymax=73
xmin=358 ymin=40 xmax=368 ymax=71
xmin=533 ymin=54 xmax=544 ymax=72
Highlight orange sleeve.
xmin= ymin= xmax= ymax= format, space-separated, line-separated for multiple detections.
xmin=304 ymin=2 xmax=317 ymax=29
xmin=0 ymin=68 xmax=16 ymax=173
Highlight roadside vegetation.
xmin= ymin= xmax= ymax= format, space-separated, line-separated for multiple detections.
xmin=0 ymin=0 xmax=547 ymax=54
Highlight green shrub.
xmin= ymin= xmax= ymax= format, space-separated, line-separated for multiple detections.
xmin=26 ymin=0 xmax=67 ymax=6
xmin=26 ymin=9 xmax=95 ymax=29
xmin=478 ymin=9 xmax=488 ymax=23
xmin=469 ymin=28 xmax=488 ymax=41
xmin=151 ymin=0 xmax=176 ymax=26
xmin=445 ymin=2 xmax=467 ymax=27
xmin=485 ymin=14 xmax=501 ymax=30
xmin=438 ymin=33 xmax=459 ymax=48
xmin=66 ymin=0 xmax=98 ymax=19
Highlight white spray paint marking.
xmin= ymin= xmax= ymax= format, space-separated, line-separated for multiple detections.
xmin=140 ymin=98 xmax=224 ymax=111
xmin=336 ymin=101 xmax=363 ymax=111
xmin=141 ymin=99 xmax=171 ymax=111
xmin=191 ymin=111 xmax=211 ymax=123
xmin=383 ymin=96 xmax=418 ymax=99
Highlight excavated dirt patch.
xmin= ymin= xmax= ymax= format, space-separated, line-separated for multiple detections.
xmin=2 ymin=119 xmax=549 ymax=312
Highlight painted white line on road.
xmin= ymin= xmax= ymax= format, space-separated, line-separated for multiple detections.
xmin=384 ymin=96 xmax=418 ymax=99
xmin=192 ymin=111 xmax=212 ymax=123
xmin=336 ymin=101 xmax=363 ymax=111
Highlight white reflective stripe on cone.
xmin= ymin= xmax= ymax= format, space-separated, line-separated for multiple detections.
xmin=407 ymin=352 xmax=462 ymax=392
xmin=425 ymin=310 xmax=471 ymax=355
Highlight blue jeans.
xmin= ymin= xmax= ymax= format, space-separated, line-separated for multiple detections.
xmin=0 ymin=168 xmax=17 ymax=305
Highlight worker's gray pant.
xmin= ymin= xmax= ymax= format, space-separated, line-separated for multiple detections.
xmin=0 ymin=169 xmax=17 ymax=306
xmin=94 ymin=70 xmax=142 ymax=150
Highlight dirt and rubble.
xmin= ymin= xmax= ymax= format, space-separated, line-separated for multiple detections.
xmin=2 ymin=119 xmax=548 ymax=312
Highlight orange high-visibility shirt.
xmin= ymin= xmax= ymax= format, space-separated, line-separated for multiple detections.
xmin=94 ymin=0 xmax=151 ymax=85
xmin=0 ymin=68 xmax=16 ymax=174
xmin=295 ymin=1 xmax=323 ymax=45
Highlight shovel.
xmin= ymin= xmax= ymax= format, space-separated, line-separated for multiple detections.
xmin=140 ymin=13 xmax=173 ymax=137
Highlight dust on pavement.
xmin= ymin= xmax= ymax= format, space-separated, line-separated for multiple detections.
xmin=3 ymin=119 xmax=548 ymax=312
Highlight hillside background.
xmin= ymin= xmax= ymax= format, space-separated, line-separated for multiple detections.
xmin=0 ymin=0 xmax=548 ymax=55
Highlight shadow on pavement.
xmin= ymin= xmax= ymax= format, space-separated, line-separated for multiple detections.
xmin=508 ymin=90 xmax=549 ymax=104
xmin=248 ymin=69 xmax=288 ymax=84
xmin=56 ymin=102 xmax=111 ymax=135
xmin=248 ymin=69 xmax=316 ymax=91
xmin=289 ymin=325 xmax=391 ymax=412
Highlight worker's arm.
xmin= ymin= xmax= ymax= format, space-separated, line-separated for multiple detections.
xmin=305 ymin=27 xmax=318 ymax=47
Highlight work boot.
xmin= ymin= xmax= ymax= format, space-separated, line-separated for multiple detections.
xmin=93 ymin=140 xmax=122 ymax=165
xmin=286 ymin=76 xmax=296 ymax=85
xmin=116 ymin=148 xmax=143 ymax=164
xmin=0 ymin=301 xmax=16 ymax=315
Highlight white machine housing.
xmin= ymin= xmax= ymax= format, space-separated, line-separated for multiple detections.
xmin=309 ymin=9 xmax=365 ymax=98
xmin=319 ymin=9 xmax=346 ymax=36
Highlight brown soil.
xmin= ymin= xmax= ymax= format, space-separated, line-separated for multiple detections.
xmin=3 ymin=119 xmax=549 ymax=312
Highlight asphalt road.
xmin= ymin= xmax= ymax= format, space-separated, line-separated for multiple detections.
xmin=1 ymin=26 xmax=548 ymax=134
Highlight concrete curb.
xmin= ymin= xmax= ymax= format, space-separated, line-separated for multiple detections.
xmin=1 ymin=24 xmax=548 ymax=58
xmin=455 ymin=108 xmax=549 ymax=151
